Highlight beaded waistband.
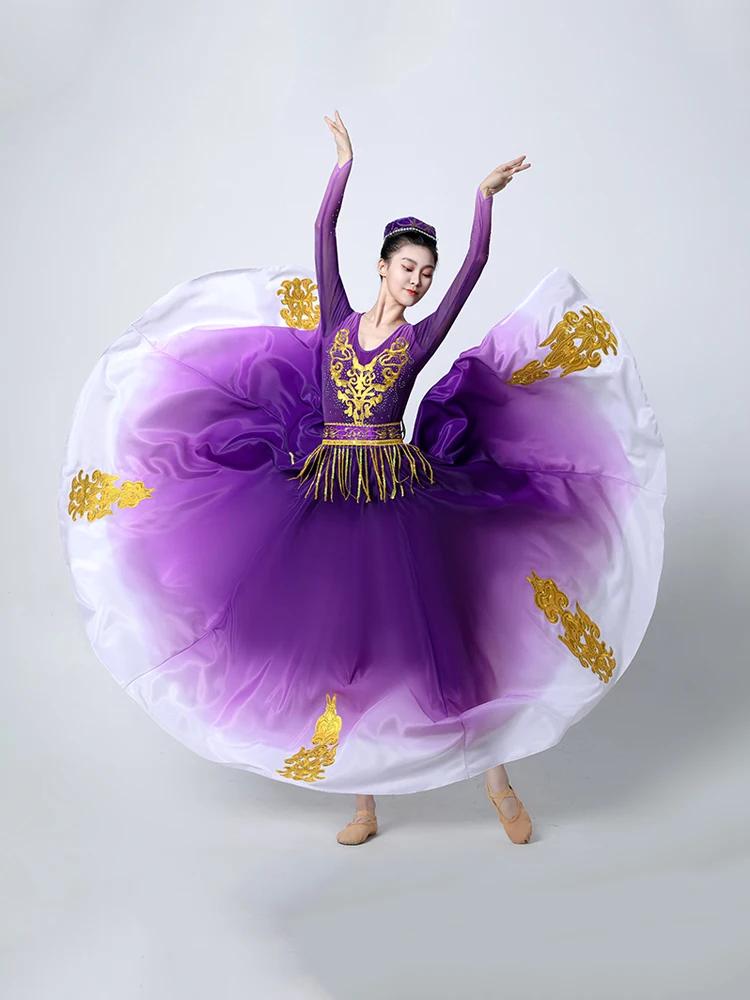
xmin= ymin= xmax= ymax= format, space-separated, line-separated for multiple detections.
xmin=321 ymin=421 xmax=405 ymax=445
xmin=288 ymin=419 xmax=433 ymax=502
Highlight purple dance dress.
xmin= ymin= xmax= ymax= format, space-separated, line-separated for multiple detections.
xmin=59 ymin=158 xmax=666 ymax=794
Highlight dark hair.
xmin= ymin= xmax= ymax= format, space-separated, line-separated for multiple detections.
xmin=378 ymin=231 xmax=438 ymax=280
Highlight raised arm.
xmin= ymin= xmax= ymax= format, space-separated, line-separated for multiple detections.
xmin=314 ymin=157 xmax=354 ymax=334
xmin=413 ymin=186 xmax=493 ymax=357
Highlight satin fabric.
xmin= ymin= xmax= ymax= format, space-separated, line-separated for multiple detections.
xmin=59 ymin=264 xmax=666 ymax=793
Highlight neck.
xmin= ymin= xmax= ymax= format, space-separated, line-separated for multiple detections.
xmin=364 ymin=288 xmax=407 ymax=328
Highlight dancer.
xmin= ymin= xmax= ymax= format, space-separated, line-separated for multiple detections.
xmin=309 ymin=112 xmax=531 ymax=844
xmin=60 ymin=110 xmax=666 ymax=848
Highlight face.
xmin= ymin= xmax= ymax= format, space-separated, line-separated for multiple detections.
xmin=379 ymin=243 xmax=435 ymax=308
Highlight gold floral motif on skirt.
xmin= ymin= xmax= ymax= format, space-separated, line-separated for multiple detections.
xmin=276 ymin=277 xmax=321 ymax=330
xmin=68 ymin=469 xmax=154 ymax=522
xmin=277 ymin=693 xmax=342 ymax=782
xmin=508 ymin=305 xmax=618 ymax=385
xmin=527 ymin=569 xmax=617 ymax=683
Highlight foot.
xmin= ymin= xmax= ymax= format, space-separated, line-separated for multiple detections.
xmin=485 ymin=769 xmax=532 ymax=845
xmin=336 ymin=794 xmax=377 ymax=846
xmin=336 ymin=810 xmax=378 ymax=845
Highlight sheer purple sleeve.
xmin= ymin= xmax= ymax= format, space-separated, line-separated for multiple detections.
xmin=314 ymin=158 xmax=354 ymax=334
xmin=413 ymin=186 xmax=493 ymax=356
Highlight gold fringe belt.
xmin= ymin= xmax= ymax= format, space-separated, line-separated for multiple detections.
xmin=288 ymin=421 xmax=434 ymax=502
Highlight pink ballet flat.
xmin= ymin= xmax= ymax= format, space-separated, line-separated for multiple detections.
xmin=485 ymin=777 xmax=533 ymax=844
xmin=336 ymin=809 xmax=378 ymax=845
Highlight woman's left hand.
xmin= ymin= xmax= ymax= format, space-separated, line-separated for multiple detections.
xmin=480 ymin=155 xmax=531 ymax=197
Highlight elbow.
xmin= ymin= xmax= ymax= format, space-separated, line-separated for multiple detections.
xmin=315 ymin=206 xmax=339 ymax=233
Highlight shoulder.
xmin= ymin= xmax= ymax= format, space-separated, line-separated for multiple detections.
xmin=320 ymin=312 xmax=357 ymax=345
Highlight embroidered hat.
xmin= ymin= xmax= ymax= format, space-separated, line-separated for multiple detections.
xmin=383 ymin=216 xmax=437 ymax=242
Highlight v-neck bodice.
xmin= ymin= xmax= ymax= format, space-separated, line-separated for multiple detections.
xmin=320 ymin=314 xmax=419 ymax=426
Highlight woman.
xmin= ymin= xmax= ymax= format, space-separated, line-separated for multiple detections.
xmin=305 ymin=112 xmax=533 ymax=844
xmin=60 ymin=111 xmax=666 ymax=848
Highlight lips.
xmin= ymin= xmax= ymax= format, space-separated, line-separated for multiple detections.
xmin=407 ymin=290 xmax=417 ymax=296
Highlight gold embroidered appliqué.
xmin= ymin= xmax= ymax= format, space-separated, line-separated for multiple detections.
xmin=526 ymin=569 xmax=616 ymax=683
xmin=68 ymin=469 xmax=154 ymax=522
xmin=329 ymin=328 xmax=410 ymax=423
xmin=276 ymin=693 xmax=342 ymax=782
xmin=508 ymin=305 xmax=618 ymax=386
xmin=277 ymin=277 xmax=321 ymax=330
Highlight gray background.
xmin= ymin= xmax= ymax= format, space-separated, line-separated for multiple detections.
xmin=2 ymin=1 xmax=748 ymax=997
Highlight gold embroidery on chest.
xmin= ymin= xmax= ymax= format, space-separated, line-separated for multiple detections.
xmin=328 ymin=328 xmax=410 ymax=424
xmin=508 ymin=305 xmax=618 ymax=385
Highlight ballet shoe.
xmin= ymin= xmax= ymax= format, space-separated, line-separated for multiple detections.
xmin=336 ymin=809 xmax=378 ymax=846
xmin=485 ymin=777 xmax=533 ymax=844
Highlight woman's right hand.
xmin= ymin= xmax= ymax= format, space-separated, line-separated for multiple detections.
xmin=324 ymin=110 xmax=353 ymax=166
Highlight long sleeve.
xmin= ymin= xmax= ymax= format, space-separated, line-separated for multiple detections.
xmin=413 ymin=186 xmax=493 ymax=357
xmin=314 ymin=158 xmax=354 ymax=334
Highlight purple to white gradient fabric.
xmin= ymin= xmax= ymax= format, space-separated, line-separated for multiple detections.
xmin=58 ymin=160 xmax=666 ymax=794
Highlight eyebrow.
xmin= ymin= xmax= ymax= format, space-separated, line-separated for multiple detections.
xmin=401 ymin=256 xmax=434 ymax=268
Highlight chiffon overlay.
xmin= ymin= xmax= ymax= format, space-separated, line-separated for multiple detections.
xmin=59 ymin=159 xmax=666 ymax=794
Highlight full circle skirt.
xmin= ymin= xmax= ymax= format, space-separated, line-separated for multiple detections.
xmin=59 ymin=265 xmax=666 ymax=793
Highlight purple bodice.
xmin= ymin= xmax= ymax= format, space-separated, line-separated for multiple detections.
xmin=321 ymin=313 xmax=418 ymax=427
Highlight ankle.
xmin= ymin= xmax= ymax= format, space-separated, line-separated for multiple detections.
xmin=354 ymin=794 xmax=376 ymax=813
xmin=485 ymin=765 xmax=510 ymax=795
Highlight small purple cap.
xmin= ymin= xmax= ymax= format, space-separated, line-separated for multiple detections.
xmin=383 ymin=216 xmax=437 ymax=242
